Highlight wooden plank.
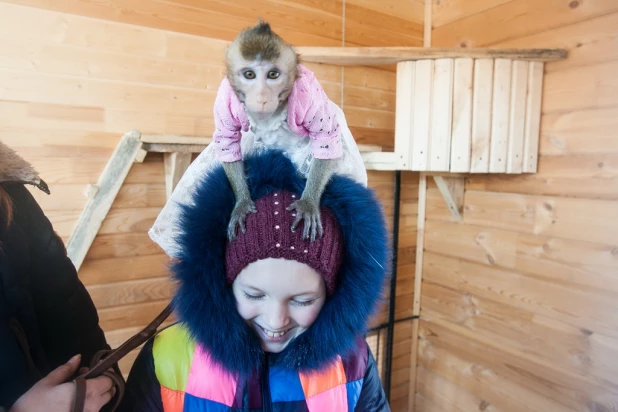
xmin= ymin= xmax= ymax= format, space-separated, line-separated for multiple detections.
xmin=542 ymin=60 xmax=618 ymax=113
xmin=470 ymin=58 xmax=493 ymax=173
xmin=422 ymin=258 xmax=618 ymax=387
xmin=417 ymin=322 xmax=588 ymax=412
xmin=523 ymin=62 xmax=544 ymax=172
xmin=466 ymin=152 xmax=618 ymax=200
xmin=539 ymin=106 xmax=618 ymax=156
xmin=429 ymin=58 xmax=454 ymax=171
xmin=394 ymin=61 xmax=415 ymax=169
xmin=79 ymin=254 xmax=170 ymax=286
xmin=296 ymin=47 xmax=566 ymax=65
xmin=344 ymin=66 xmax=396 ymax=92
xmin=98 ymin=299 xmax=170 ymax=331
xmin=423 ymin=215 xmax=618 ymax=299
xmin=343 ymin=106 xmax=395 ymax=131
xmin=66 ymin=131 xmax=142 ymax=271
xmin=449 ymin=58 xmax=474 ymax=173
xmin=345 ymin=0 xmax=424 ymax=24
xmin=433 ymin=0 xmax=512 ymax=28
xmin=408 ymin=173 xmax=427 ymax=411
xmin=343 ymin=85 xmax=396 ymax=112
xmin=489 ymin=58 xmax=512 ymax=173
xmin=360 ymin=151 xmax=397 ymax=170
xmin=494 ymin=11 xmax=618 ymax=74
xmin=411 ymin=60 xmax=433 ymax=171
xmin=85 ymin=233 xmax=163 ymax=260
xmin=431 ymin=0 xmax=618 ymax=48
xmin=432 ymin=176 xmax=464 ymax=221
xmin=344 ymin=3 xmax=423 ymax=47
xmin=416 ymin=366 xmax=496 ymax=412
xmin=87 ymin=277 xmax=174 ymax=309
xmin=140 ymin=134 xmax=213 ymax=145
xmin=506 ymin=60 xmax=529 ymax=174
xmin=0 ymin=69 xmax=214 ymax=118
xmin=3 ymin=0 xmax=342 ymax=45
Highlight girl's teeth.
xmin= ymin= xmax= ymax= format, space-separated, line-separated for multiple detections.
xmin=265 ymin=329 xmax=285 ymax=338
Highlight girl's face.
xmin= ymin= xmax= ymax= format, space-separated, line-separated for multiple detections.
xmin=232 ymin=258 xmax=326 ymax=353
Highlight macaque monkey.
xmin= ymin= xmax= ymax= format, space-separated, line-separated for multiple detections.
xmin=147 ymin=21 xmax=367 ymax=257
xmin=213 ymin=20 xmax=363 ymax=242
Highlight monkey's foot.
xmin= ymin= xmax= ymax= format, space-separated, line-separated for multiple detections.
xmin=286 ymin=198 xmax=323 ymax=241
xmin=228 ymin=199 xmax=257 ymax=240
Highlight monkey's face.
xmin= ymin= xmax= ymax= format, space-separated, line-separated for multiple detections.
xmin=233 ymin=61 xmax=291 ymax=120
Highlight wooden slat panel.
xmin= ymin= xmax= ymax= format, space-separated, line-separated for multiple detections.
xmin=429 ymin=58 xmax=454 ymax=171
xmin=394 ymin=61 xmax=415 ymax=169
xmin=489 ymin=58 xmax=512 ymax=173
xmin=344 ymin=3 xmax=423 ymax=47
xmin=411 ymin=60 xmax=433 ymax=170
xmin=506 ymin=60 xmax=529 ymax=174
xmin=431 ymin=0 xmax=618 ymax=48
xmin=470 ymin=58 xmax=493 ymax=173
xmin=523 ymin=61 xmax=544 ymax=172
xmin=98 ymin=299 xmax=170 ymax=331
xmin=449 ymin=58 xmax=474 ymax=173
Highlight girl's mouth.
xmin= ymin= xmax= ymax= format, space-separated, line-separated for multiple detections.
xmin=255 ymin=323 xmax=292 ymax=342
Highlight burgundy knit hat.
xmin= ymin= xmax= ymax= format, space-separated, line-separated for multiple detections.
xmin=225 ymin=190 xmax=343 ymax=295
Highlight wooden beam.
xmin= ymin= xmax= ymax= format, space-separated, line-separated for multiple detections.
xmin=296 ymin=47 xmax=567 ymax=66
xmin=360 ymin=151 xmax=398 ymax=170
xmin=433 ymin=176 xmax=465 ymax=221
xmin=409 ymin=172 xmax=428 ymax=412
xmin=140 ymin=134 xmax=212 ymax=145
xmin=164 ymin=152 xmax=192 ymax=199
xmin=66 ymin=130 xmax=143 ymax=271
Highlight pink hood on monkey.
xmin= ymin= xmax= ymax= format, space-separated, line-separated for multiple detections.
xmin=212 ymin=64 xmax=343 ymax=162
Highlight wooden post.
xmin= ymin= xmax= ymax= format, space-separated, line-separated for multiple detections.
xmin=164 ymin=152 xmax=193 ymax=199
xmin=433 ymin=176 xmax=465 ymax=221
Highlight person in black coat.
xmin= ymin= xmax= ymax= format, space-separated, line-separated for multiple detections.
xmin=0 ymin=141 xmax=115 ymax=412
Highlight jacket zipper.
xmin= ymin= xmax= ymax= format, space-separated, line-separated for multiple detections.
xmin=261 ymin=354 xmax=272 ymax=412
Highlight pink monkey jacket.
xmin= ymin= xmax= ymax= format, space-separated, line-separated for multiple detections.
xmin=213 ymin=64 xmax=343 ymax=162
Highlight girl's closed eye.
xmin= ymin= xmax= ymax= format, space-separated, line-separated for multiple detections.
xmin=243 ymin=291 xmax=264 ymax=300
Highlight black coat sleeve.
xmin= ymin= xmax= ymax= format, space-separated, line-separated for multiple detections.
xmin=5 ymin=184 xmax=110 ymax=371
xmin=355 ymin=345 xmax=391 ymax=412
xmin=118 ymin=338 xmax=163 ymax=412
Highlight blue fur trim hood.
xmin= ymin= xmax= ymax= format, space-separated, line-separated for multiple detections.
xmin=171 ymin=149 xmax=391 ymax=376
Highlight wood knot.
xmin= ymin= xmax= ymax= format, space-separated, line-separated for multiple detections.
xmin=569 ymin=0 xmax=580 ymax=8
xmin=581 ymin=328 xmax=593 ymax=336
xmin=460 ymin=41 xmax=469 ymax=48
xmin=611 ymin=247 xmax=618 ymax=256
xmin=479 ymin=400 xmax=492 ymax=411
xmin=598 ymin=162 xmax=604 ymax=169
xmin=543 ymin=202 xmax=553 ymax=211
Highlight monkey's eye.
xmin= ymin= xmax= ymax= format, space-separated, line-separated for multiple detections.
xmin=267 ymin=70 xmax=280 ymax=79
xmin=243 ymin=70 xmax=256 ymax=79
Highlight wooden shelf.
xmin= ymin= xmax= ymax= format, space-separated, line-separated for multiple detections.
xmin=295 ymin=46 xmax=567 ymax=65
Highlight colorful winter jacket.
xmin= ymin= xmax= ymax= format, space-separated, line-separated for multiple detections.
xmin=119 ymin=149 xmax=391 ymax=411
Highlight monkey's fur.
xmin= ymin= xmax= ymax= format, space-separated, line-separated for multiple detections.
xmin=222 ymin=21 xmax=335 ymax=242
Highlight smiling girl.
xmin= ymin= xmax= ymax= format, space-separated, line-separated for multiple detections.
xmin=119 ymin=150 xmax=391 ymax=411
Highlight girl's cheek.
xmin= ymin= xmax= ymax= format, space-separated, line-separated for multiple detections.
xmin=295 ymin=305 xmax=323 ymax=328
xmin=236 ymin=301 xmax=260 ymax=321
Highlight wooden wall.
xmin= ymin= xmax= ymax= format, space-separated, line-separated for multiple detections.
xmin=413 ymin=1 xmax=618 ymax=411
xmin=0 ymin=0 xmax=423 ymax=409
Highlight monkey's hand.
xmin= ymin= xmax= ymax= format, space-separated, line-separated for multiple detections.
xmin=287 ymin=197 xmax=323 ymax=241
xmin=228 ymin=197 xmax=257 ymax=240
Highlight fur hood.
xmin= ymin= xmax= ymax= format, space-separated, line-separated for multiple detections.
xmin=171 ymin=149 xmax=391 ymax=376
xmin=0 ymin=141 xmax=49 ymax=194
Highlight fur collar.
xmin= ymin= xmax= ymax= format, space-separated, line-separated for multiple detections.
xmin=0 ymin=141 xmax=49 ymax=194
xmin=171 ymin=149 xmax=390 ymax=376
